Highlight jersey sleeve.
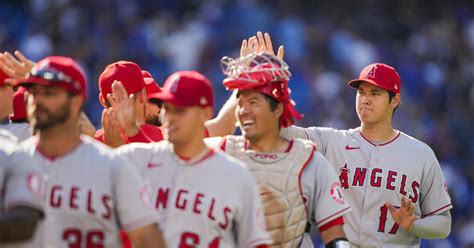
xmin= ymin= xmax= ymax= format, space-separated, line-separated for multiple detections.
xmin=3 ymin=149 xmax=44 ymax=212
xmin=280 ymin=126 xmax=337 ymax=155
xmin=235 ymin=163 xmax=272 ymax=247
xmin=112 ymin=155 xmax=159 ymax=232
xmin=309 ymin=152 xmax=351 ymax=228
xmin=419 ymin=149 xmax=452 ymax=217
xmin=116 ymin=143 xmax=154 ymax=174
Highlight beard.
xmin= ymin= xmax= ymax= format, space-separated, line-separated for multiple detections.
xmin=145 ymin=114 xmax=162 ymax=126
xmin=30 ymin=99 xmax=71 ymax=131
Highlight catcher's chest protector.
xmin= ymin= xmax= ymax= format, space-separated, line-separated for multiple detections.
xmin=224 ymin=136 xmax=315 ymax=248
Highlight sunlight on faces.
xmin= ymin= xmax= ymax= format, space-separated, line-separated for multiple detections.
xmin=0 ymin=84 xmax=15 ymax=115
xmin=235 ymin=90 xmax=282 ymax=142
xmin=27 ymin=85 xmax=81 ymax=131
xmin=160 ymin=102 xmax=211 ymax=145
xmin=356 ymin=82 xmax=400 ymax=125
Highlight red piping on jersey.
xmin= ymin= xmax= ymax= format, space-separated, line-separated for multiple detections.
xmin=220 ymin=136 xmax=227 ymax=151
xmin=176 ymin=149 xmax=216 ymax=165
xmin=422 ymin=203 xmax=452 ymax=217
xmin=35 ymin=140 xmax=83 ymax=161
xmin=316 ymin=206 xmax=351 ymax=226
xmin=298 ymin=144 xmax=315 ymax=222
xmin=284 ymin=139 xmax=294 ymax=153
xmin=319 ymin=216 xmax=344 ymax=232
xmin=359 ymin=131 xmax=401 ymax=146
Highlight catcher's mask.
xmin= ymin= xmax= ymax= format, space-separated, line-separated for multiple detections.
xmin=221 ymin=52 xmax=302 ymax=128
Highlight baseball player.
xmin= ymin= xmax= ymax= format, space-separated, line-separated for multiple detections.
xmin=279 ymin=62 xmax=452 ymax=247
xmin=213 ymin=32 xmax=452 ymax=247
xmin=205 ymin=51 xmax=351 ymax=247
xmin=116 ymin=70 xmax=272 ymax=247
xmin=0 ymin=136 xmax=43 ymax=243
xmin=96 ymin=60 xmax=163 ymax=147
xmin=15 ymin=56 xmax=165 ymax=247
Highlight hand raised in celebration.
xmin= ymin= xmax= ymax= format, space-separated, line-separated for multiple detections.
xmin=107 ymin=81 xmax=140 ymax=137
xmin=240 ymin=31 xmax=284 ymax=59
xmin=385 ymin=197 xmax=420 ymax=232
xmin=0 ymin=51 xmax=35 ymax=84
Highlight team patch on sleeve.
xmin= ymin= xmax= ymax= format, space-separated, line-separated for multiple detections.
xmin=27 ymin=172 xmax=45 ymax=198
xmin=330 ymin=182 xmax=345 ymax=205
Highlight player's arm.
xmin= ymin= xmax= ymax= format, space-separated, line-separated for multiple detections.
xmin=0 ymin=206 xmax=42 ymax=242
xmin=386 ymin=198 xmax=451 ymax=239
xmin=319 ymin=218 xmax=349 ymax=247
xmin=127 ymin=223 xmax=166 ymax=248
xmin=205 ymin=89 xmax=238 ymax=137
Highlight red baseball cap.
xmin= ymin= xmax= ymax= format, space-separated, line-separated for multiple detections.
xmin=9 ymin=86 xmax=27 ymax=121
xmin=148 ymin=71 xmax=214 ymax=108
xmin=348 ymin=63 xmax=401 ymax=94
xmin=99 ymin=61 xmax=145 ymax=97
xmin=17 ymin=56 xmax=87 ymax=99
xmin=0 ymin=69 xmax=8 ymax=87
xmin=142 ymin=70 xmax=162 ymax=100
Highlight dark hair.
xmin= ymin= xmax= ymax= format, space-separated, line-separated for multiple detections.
xmin=388 ymin=91 xmax=399 ymax=116
xmin=262 ymin=94 xmax=280 ymax=112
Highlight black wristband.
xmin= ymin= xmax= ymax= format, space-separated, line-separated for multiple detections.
xmin=325 ymin=237 xmax=350 ymax=248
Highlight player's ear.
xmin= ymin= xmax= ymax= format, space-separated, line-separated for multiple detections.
xmin=71 ymin=94 xmax=83 ymax=117
xmin=391 ymin=93 xmax=401 ymax=108
xmin=274 ymin=102 xmax=284 ymax=120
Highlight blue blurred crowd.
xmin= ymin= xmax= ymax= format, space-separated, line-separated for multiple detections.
xmin=1 ymin=0 xmax=473 ymax=246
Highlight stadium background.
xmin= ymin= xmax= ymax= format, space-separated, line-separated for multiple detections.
xmin=1 ymin=0 xmax=473 ymax=246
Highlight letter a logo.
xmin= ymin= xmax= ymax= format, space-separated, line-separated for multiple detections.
xmin=367 ymin=65 xmax=377 ymax=79
xmin=169 ymin=75 xmax=180 ymax=93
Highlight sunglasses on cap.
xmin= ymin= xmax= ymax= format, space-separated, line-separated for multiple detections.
xmin=30 ymin=67 xmax=76 ymax=84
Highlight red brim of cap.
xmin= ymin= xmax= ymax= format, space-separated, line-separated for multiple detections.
xmin=147 ymin=91 xmax=191 ymax=107
xmin=348 ymin=78 xmax=395 ymax=93
xmin=17 ymin=77 xmax=84 ymax=97
xmin=16 ymin=76 xmax=55 ymax=87
xmin=223 ymin=77 xmax=268 ymax=90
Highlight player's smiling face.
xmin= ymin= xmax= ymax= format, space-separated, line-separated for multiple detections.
xmin=356 ymin=82 xmax=397 ymax=125
xmin=236 ymin=90 xmax=282 ymax=142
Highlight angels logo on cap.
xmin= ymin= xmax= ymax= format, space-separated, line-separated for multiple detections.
xmin=170 ymin=74 xmax=180 ymax=93
xmin=367 ymin=65 xmax=377 ymax=79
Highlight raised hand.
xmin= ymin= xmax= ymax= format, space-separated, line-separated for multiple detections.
xmin=240 ymin=31 xmax=284 ymax=59
xmin=385 ymin=197 xmax=420 ymax=232
xmin=101 ymin=108 xmax=125 ymax=148
xmin=107 ymin=81 xmax=140 ymax=136
xmin=0 ymin=51 xmax=36 ymax=84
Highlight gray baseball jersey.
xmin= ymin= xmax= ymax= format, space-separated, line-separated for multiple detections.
xmin=0 ymin=128 xmax=18 ymax=143
xmin=117 ymin=140 xmax=272 ymax=248
xmin=1 ymin=123 xmax=32 ymax=142
xmin=281 ymin=126 xmax=452 ymax=247
xmin=206 ymin=137 xmax=351 ymax=247
xmin=11 ymin=135 xmax=158 ymax=247
xmin=0 ymin=136 xmax=43 ymax=214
